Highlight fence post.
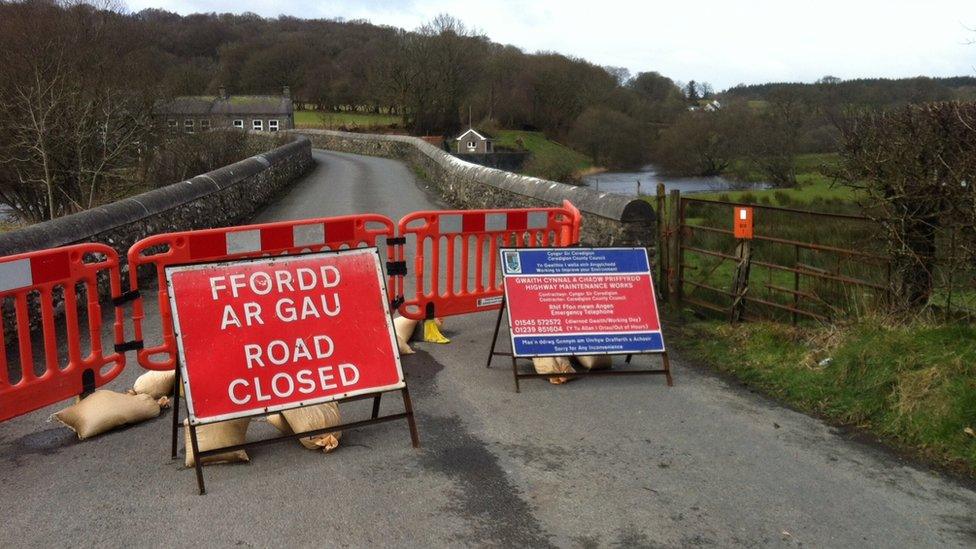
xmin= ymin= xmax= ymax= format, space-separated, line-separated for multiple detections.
xmin=667 ymin=189 xmax=682 ymax=307
xmin=730 ymin=239 xmax=752 ymax=323
xmin=792 ymin=244 xmax=800 ymax=325
xmin=656 ymin=183 xmax=669 ymax=300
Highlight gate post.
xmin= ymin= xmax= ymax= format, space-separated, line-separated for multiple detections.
xmin=730 ymin=240 xmax=752 ymax=323
xmin=667 ymin=189 xmax=682 ymax=307
xmin=656 ymin=183 xmax=669 ymax=300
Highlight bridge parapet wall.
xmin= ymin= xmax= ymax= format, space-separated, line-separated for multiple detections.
xmin=295 ymin=130 xmax=656 ymax=252
xmin=0 ymin=136 xmax=314 ymax=258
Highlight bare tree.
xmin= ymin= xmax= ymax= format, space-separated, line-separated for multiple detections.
xmin=0 ymin=2 xmax=155 ymax=222
xmin=838 ymin=102 xmax=976 ymax=309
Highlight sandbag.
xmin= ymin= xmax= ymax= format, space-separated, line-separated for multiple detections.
xmin=132 ymin=369 xmax=176 ymax=399
xmin=184 ymin=418 xmax=250 ymax=467
xmin=267 ymin=403 xmax=342 ymax=452
xmin=393 ymin=316 xmax=418 ymax=354
xmin=532 ymin=356 xmax=575 ymax=385
xmin=422 ymin=318 xmax=450 ymax=343
xmin=52 ymin=390 xmax=161 ymax=440
xmin=575 ymin=355 xmax=613 ymax=371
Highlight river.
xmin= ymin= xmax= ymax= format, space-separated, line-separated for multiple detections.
xmin=581 ymin=165 xmax=767 ymax=197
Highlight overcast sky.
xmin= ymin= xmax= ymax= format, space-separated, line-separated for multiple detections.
xmin=125 ymin=0 xmax=975 ymax=90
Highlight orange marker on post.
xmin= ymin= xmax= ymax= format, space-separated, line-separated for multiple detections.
xmin=733 ymin=206 xmax=753 ymax=240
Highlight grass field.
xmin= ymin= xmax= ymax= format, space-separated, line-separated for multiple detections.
xmin=672 ymin=315 xmax=976 ymax=476
xmin=295 ymin=110 xmax=399 ymax=129
xmin=697 ymin=153 xmax=860 ymax=207
xmin=494 ymin=130 xmax=592 ymax=169
xmin=493 ymin=130 xmax=592 ymax=180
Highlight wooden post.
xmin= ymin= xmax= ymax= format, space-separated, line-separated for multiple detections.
xmin=729 ymin=239 xmax=752 ymax=323
xmin=792 ymin=244 xmax=800 ymax=325
xmin=667 ymin=189 xmax=682 ymax=307
xmin=656 ymin=183 xmax=669 ymax=300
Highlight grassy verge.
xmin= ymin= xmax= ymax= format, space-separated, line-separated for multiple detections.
xmin=295 ymin=110 xmax=399 ymax=129
xmin=671 ymin=315 xmax=976 ymax=476
xmin=493 ymin=130 xmax=592 ymax=180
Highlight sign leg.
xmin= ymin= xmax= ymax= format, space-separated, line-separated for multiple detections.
xmin=400 ymin=387 xmax=420 ymax=448
xmin=662 ymin=352 xmax=674 ymax=387
xmin=511 ymin=356 xmax=521 ymax=393
xmin=188 ymin=423 xmax=206 ymax=495
xmin=371 ymin=394 xmax=382 ymax=419
xmin=171 ymin=367 xmax=181 ymax=460
xmin=486 ymin=299 xmax=506 ymax=368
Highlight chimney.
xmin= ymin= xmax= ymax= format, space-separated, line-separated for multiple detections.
xmin=282 ymin=85 xmax=291 ymax=98
xmin=218 ymin=86 xmax=227 ymax=99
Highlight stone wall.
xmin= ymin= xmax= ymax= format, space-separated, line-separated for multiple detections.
xmin=296 ymin=130 xmax=656 ymax=251
xmin=453 ymin=152 xmax=530 ymax=172
xmin=0 ymin=136 xmax=313 ymax=344
xmin=0 ymin=135 xmax=314 ymax=258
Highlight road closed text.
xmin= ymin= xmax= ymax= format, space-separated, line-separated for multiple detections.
xmin=167 ymin=250 xmax=404 ymax=423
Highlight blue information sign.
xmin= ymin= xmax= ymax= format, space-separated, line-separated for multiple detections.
xmin=502 ymin=247 xmax=665 ymax=357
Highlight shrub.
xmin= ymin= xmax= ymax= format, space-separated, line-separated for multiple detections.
xmin=773 ymin=190 xmax=792 ymax=206
xmin=523 ymin=153 xmax=580 ymax=183
xmin=838 ymin=102 xmax=976 ymax=310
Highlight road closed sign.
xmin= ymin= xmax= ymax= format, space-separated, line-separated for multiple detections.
xmin=165 ymin=248 xmax=404 ymax=425
xmin=501 ymin=247 xmax=664 ymax=357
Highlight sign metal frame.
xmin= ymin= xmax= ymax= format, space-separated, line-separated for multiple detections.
xmin=486 ymin=246 xmax=673 ymax=392
xmin=164 ymin=247 xmax=420 ymax=494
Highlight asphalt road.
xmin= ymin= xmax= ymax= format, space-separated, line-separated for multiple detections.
xmin=1 ymin=149 xmax=975 ymax=547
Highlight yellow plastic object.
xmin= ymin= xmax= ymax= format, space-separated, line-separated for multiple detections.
xmin=422 ymin=319 xmax=451 ymax=344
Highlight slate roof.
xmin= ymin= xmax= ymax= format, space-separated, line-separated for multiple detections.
xmin=455 ymin=128 xmax=494 ymax=141
xmin=156 ymin=95 xmax=293 ymax=116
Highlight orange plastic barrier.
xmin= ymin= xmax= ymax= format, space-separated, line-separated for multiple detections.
xmin=127 ymin=215 xmax=397 ymax=370
xmin=0 ymin=244 xmax=126 ymax=421
xmin=397 ymin=200 xmax=581 ymax=320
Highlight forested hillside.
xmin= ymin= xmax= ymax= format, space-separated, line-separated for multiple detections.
xmin=723 ymin=76 xmax=976 ymax=106
xmin=1 ymin=1 xmax=973 ymax=223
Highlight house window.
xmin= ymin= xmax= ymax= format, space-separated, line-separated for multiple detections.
xmin=167 ymin=119 xmax=177 ymax=129
xmin=233 ymin=119 xmax=244 ymax=129
xmin=200 ymin=119 xmax=211 ymax=131
xmin=268 ymin=119 xmax=279 ymax=132
xmin=252 ymin=119 xmax=263 ymax=131
xmin=466 ymin=140 xmax=476 ymax=150
xmin=184 ymin=119 xmax=194 ymax=133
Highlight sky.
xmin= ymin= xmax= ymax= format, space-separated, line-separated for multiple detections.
xmin=124 ymin=0 xmax=976 ymax=90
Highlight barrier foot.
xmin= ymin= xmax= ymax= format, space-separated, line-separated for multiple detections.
xmin=422 ymin=320 xmax=450 ymax=344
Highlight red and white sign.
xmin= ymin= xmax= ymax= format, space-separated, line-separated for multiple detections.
xmin=166 ymin=248 xmax=403 ymax=424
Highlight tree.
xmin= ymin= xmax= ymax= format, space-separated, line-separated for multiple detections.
xmin=603 ymin=66 xmax=631 ymax=86
xmin=0 ymin=1 xmax=156 ymax=222
xmin=837 ymin=102 xmax=976 ymax=309
xmin=743 ymin=89 xmax=807 ymax=186
xmin=395 ymin=15 xmax=487 ymax=134
xmin=568 ymin=106 xmax=646 ymax=168
xmin=653 ymin=108 xmax=744 ymax=176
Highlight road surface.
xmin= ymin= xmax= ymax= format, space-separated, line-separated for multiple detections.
xmin=1 ymin=150 xmax=974 ymax=547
